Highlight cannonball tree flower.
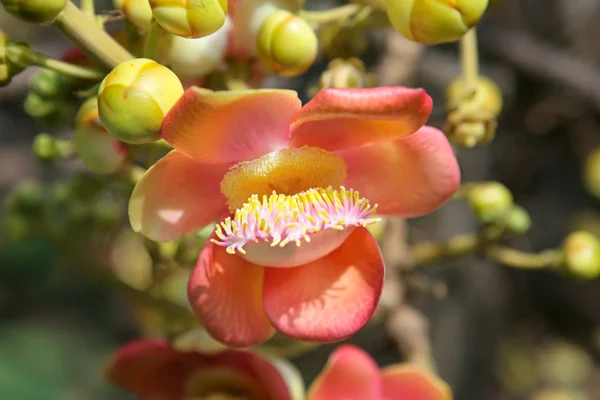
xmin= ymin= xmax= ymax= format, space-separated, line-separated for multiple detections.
xmin=106 ymin=339 xmax=303 ymax=399
xmin=307 ymin=345 xmax=452 ymax=400
xmin=129 ymin=87 xmax=460 ymax=346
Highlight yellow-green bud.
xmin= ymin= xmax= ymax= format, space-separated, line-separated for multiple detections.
xmin=75 ymin=97 xmax=127 ymax=174
xmin=318 ymin=58 xmax=374 ymax=90
xmin=562 ymin=231 xmax=600 ymax=280
xmin=1 ymin=0 xmax=67 ymax=24
xmin=0 ymin=31 xmax=25 ymax=86
xmin=29 ymin=68 xmax=73 ymax=98
xmin=24 ymin=91 xmax=61 ymax=118
xmin=503 ymin=205 xmax=531 ymax=234
xmin=467 ymin=182 xmax=513 ymax=223
xmin=583 ymin=148 xmax=600 ymax=199
xmin=149 ymin=0 xmax=227 ymax=38
xmin=386 ymin=0 xmax=489 ymax=45
xmin=114 ymin=0 xmax=153 ymax=31
xmin=32 ymin=133 xmax=56 ymax=162
xmin=98 ymin=58 xmax=184 ymax=144
xmin=257 ymin=10 xmax=318 ymax=77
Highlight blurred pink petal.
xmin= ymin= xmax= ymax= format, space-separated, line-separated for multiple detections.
xmin=262 ymin=227 xmax=384 ymax=342
xmin=381 ymin=365 xmax=453 ymax=400
xmin=161 ymin=87 xmax=301 ymax=163
xmin=188 ymin=240 xmax=275 ymax=347
xmin=339 ymin=126 xmax=460 ymax=216
xmin=289 ymin=87 xmax=432 ymax=152
xmin=129 ymin=150 xmax=231 ymax=241
xmin=307 ymin=345 xmax=383 ymax=400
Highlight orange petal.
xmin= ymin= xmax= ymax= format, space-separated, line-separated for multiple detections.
xmin=187 ymin=240 xmax=275 ymax=347
xmin=381 ymin=365 xmax=453 ymax=400
xmin=106 ymin=339 xmax=203 ymax=399
xmin=307 ymin=345 xmax=383 ymax=400
xmin=339 ymin=126 xmax=460 ymax=216
xmin=129 ymin=150 xmax=231 ymax=242
xmin=289 ymin=87 xmax=432 ymax=151
xmin=262 ymin=227 xmax=384 ymax=342
xmin=161 ymin=87 xmax=301 ymax=163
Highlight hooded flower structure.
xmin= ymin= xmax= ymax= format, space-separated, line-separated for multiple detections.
xmin=106 ymin=339 xmax=304 ymax=399
xmin=307 ymin=345 xmax=452 ymax=400
xmin=129 ymin=86 xmax=460 ymax=346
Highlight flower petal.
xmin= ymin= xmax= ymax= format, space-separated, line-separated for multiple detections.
xmin=105 ymin=339 xmax=203 ymax=399
xmin=161 ymin=87 xmax=302 ymax=163
xmin=339 ymin=126 xmax=460 ymax=216
xmin=289 ymin=87 xmax=432 ymax=151
xmin=307 ymin=345 xmax=383 ymax=400
xmin=381 ymin=365 xmax=453 ymax=400
xmin=128 ymin=150 xmax=231 ymax=242
xmin=262 ymin=227 xmax=384 ymax=342
xmin=187 ymin=240 xmax=275 ymax=347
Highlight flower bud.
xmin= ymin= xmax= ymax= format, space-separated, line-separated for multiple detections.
xmin=317 ymin=58 xmax=375 ymax=91
xmin=386 ymin=0 xmax=489 ymax=45
xmin=32 ymin=133 xmax=56 ymax=162
xmin=113 ymin=0 xmax=152 ymax=31
xmin=98 ymin=58 xmax=184 ymax=144
xmin=503 ymin=205 xmax=531 ymax=234
xmin=149 ymin=0 xmax=227 ymax=38
xmin=29 ymin=68 xmax=73 ymax=98
xmin=156 ymin=17 xmax=231 ymax=79
xmin=467 ymin=182 xmax=513 ymax=223
xmin=445 ymin=76 xmax=502 ymax=147
xmin=1 ymin=0 xmax=67 ymax=24
xmin=257 ymin=10 xmax=318 ymax=77
xmin=562 ymin=231 xmax=600 ymax=280
xmin=0 ymin=31 xmax=25 ymax=86
xmin=75 ymin=97 xmax=127 ymax=174
xmin=583 ymin=148 xmax=600 ymax=199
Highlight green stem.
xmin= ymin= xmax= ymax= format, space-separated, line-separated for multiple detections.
xmin=486 ymin=246 xmax=563 ymax=270
xmin=53 ymin=1 xmax=133 ymax=70
xmin=412 ymin=233 xmax=482 ymax=265
xmin=143 ymin=19 xmax=163 ymax=60
xmin=80 ymin=0 xmax=95 ymax=20
xmin=6 ymin=44 xmax=105 ymax=80
xmin=460 ymin=28 xmax=479 ymax=95
xmin=300 ymin=4 xmax=361 ymax=24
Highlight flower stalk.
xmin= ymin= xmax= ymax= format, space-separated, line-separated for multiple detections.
xmin=460 ymin=28 xmax=479 ymax=95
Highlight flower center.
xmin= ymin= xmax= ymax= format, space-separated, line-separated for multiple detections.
xmin=220 ymin=146 xmax=347 ymax=212
xmin=212 ymin=186 xmax=380 ymax=267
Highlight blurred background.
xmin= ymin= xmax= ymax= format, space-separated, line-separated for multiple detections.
xmin=1 ymin=0 xmax=600 ymax=399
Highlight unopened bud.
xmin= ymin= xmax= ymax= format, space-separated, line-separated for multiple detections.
xmin=1 ymin=0 xmax=67 ymax=24
xmin=386 ymin=0 xmax=489 ymax=44
xmin=32 ymin=133 xmax=56 ymax=162
xmin=503 ymin=205 xmax=531 ymax=234
xmin=257 ymin=10 xmax=318 ymax=77
xmin=562 ymin=231 xmax=600 ymax=280
xmin=75 ymin=97 xmax=127 ymax=174
xmin=583 ymin=148 xmax=600 ymax=199
xmin=98 ymin=58 xmax=184 ymax=144
xmin=445 ymin=76 xmax=502 ymax=147
xmin=113 ymin=0 xmax=152 ymax=31
xmin=317 ymin=58 xmax=375 ymax=91
xmin=149 ymin=0 xmax=227 ymax=38
xmin=467 ymin=182 xmax=513 ymax=223
xmin=29 ymin=68 xmax=73 ymax=98
xmin=0 ymin=31 xmax=25 ymax=86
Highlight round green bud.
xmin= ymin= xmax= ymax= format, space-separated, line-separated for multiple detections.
xmin=149 ymin=0 xmax=227 ymax=38
xmin=447 ymin=76 xmax=503 ymax=117
xmin=114 ymin=0 xmax=152 ymax=31
xmin=562 ymin=231 xmax=600 ymax=280
xmin=467 ymin=182 xmax=513 ymax=223
xmin=75 ymin=97 xmax=127 ymax=174
xmin=583 ymin=148 xmax=600 ymax=199
xmin=32 ymin=133 xmax=57 ymax=162
xmin=97 ymin=58 xmax=184 ymax=144
xmin=1 ymin=32 xmax=26 ymax=87
xmin=23 ymin=91 xmax=61 ymax=118
xmin=318 ymin=58 xmax=373 ymax=91
xmin=386 ymin=0 xmax=489 ymax=45
xmin=1 ymin=0 xmax=67 ymax=24
xmin=257 ymin=10 xmax=318 ymax=77
xmin=503 ymin=205 xmax=531 ymax=234
xmin=29 ymin=67 xmax=73 ymax=98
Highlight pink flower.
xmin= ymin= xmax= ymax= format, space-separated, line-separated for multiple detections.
xmin=106 ymin=339 xmax=303 ymax=400
xmin=307 ymin=345 xmax=452 ymax=400
xmin=129 ymin=87 xmax=460 ymax=347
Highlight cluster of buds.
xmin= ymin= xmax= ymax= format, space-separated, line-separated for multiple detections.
xmin=24 ymin=68 xmax=76 ymax=127
xmin=385 ymin=0 xmax=489 ymax=44
xmin=32 ymin=133 xmax=74 ymax=163
xmin=308 ymin=57 xmax=375 ymax=97
xmin=445 ymin=76 xmax=502 ymax=147
xmin=0 ymin=30 xmax=24 ymax=86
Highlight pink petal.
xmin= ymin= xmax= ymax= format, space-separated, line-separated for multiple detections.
xmin=106 ymin=339 xmax=204 ymax=399
xmin=161 ymin=87 xmax=301 ymax=163
xmin=307 ymin=345 xmax=383 ymax=400
xmin=187 ymin=240 xmax=275 ymax=347
xmin=262 ymin=227 xmax=384 ymax=342
xmin=381 ymin=365 xmax=453 ymax=400
xmin=129 ymin=150 xmax=231 ymax=242
xmin=338 ymin=126 xmax=460 ymax=217
xmin=289 ymin=87 xmax=432 ymax=152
